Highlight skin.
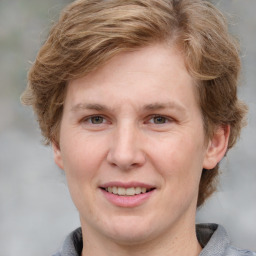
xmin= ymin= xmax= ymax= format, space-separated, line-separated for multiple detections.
xmin=53 ymin=43 xmax=229 ymax=256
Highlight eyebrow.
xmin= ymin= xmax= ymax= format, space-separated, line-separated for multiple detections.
xmin=143 ymin=102 xmax=186 ymax=113
xmin=71 ymin=103 xmax=109 ymax=112
xmin=70 ymin=101 xmax=186 ymax=113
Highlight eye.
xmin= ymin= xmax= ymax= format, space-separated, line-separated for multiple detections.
xmin=85 ymin=115 xmax=105 ymax=124
xmin=149 ymin=115 xmax=169 ymax=124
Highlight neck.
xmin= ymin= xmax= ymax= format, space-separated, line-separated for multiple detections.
xmin=81 ymin=221 xmax=202 ymax=256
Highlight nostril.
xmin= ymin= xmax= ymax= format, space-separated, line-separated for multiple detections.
xmin=107 ymin=151 xmax=146 ymax=170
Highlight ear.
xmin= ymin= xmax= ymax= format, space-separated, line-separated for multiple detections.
xmin=52 ymin=141 xmax=64 ymax=170
xmin=203 ymin=125 xmax=230 ymax=170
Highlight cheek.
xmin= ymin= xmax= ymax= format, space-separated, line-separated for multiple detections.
xmin=60 ymin=136 xmax=105 ymax=212
xmin=60 ymin=133 xmax=107 ymax=181
xmin=150 ymin=135 xmax=204 ymax=189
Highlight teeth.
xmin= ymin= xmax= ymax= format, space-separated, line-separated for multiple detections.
xmin=118 ymin=187 xmax=126 ymax=195
xmin=126 ymin=187 xmax=135 ymax=196
xmin=112 ymin=187 xmax=118 ymax=194
xmin=104 ymin=186 xmax=150 ymax=196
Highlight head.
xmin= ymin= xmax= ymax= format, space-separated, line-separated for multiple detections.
xmin=22 ymin=0 xmax=247 ymax=207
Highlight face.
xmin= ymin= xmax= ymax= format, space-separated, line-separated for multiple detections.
xmin=53 ymin=44 xmax=226 ymax=246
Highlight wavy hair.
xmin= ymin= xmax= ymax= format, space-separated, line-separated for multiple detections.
xmin=21 ymin=0 xmax=247 ymax=207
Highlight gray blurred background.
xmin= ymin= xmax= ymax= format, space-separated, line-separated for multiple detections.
xmin=0 ymin=0 xmax=255 ymax=255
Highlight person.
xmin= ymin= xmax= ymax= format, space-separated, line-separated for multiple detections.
xmin=21 ymin=0 xmax=255 ymax=255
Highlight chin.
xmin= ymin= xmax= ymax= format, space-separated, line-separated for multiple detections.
xmin=101 ymin=215 xmax=160 ymax=245
xmin=108 ymin=230 xmax=154 ymax=246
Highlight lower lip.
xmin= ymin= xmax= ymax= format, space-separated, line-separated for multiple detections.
xmin=101 ymin=189 xmax=155 ymax=208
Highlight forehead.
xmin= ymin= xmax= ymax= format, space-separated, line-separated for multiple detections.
xmin=65 ymin=43 xmax=199 ymax=112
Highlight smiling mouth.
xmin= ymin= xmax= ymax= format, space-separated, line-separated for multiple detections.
xmin=100 ymin=187 xmax=155 ymax=196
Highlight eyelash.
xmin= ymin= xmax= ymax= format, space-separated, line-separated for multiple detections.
xmin=147 ymin=115 xmax=172 ymax=125
xmin=82 ymin=115 xmax=108 ymax=125
xmin=81 ymin=114 xmax=173 ymax=126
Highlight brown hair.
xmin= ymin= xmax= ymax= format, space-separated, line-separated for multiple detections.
xmin=21 ymin=0 xmax=247 ymax=207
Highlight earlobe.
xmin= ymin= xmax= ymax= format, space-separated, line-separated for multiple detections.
xmin=52 ymin=142 xmax=64 ymax=170
xmin=203 ymin=125 xmax=230 ymax=170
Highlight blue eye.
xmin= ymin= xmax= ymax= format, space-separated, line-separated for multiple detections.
xmin=88 ymin=116 xmax=104 ymax=124
xmin=150 ymin=116 xmax=168 ymax=124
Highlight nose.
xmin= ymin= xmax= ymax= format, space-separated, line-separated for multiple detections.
xmin=107 ymin=123 xmax=146 ymax=170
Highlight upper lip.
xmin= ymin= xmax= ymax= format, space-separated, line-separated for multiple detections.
xmin=100 ymin=181 xmax=156 ymax=189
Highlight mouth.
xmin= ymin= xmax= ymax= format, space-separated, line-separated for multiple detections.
xmin=99 ymin=182 xmax=156 ymax=207
xmin=100 ymin=186 xmax=155 ymax=196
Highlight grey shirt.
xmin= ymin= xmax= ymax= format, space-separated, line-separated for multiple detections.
xmin=52 ymin=223 xmax=256 ymax=256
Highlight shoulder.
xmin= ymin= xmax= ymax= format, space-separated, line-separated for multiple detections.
xmin=53 ymin=224 xmax=255 ymax=256
xmin=197 ymin=223 xmax=256 ymax=256
xmin=227 ymin=247 xmax=256 ymax=256
xmin=52 ymin=227 xmax=82 ymax=256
